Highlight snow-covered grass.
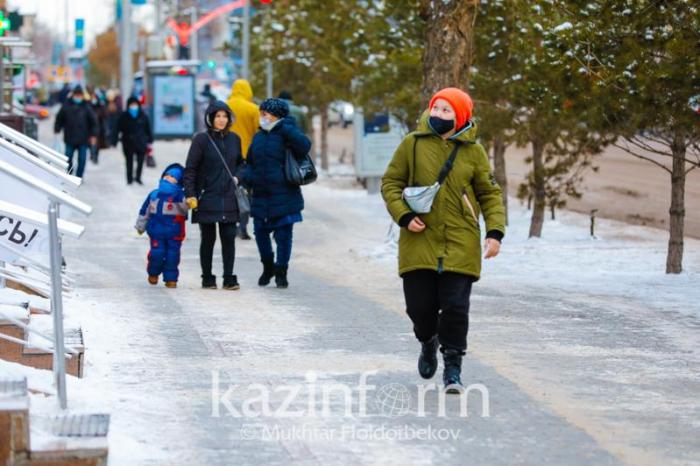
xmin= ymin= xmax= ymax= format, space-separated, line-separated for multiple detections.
xmin=325 ymin=186 xmax=700 ymax=319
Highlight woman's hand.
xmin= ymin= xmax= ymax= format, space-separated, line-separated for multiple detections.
xmin=483 ymin=238 xmax=501 ymax=259
xmin=408 ymin=217 xmax=426 ymax=233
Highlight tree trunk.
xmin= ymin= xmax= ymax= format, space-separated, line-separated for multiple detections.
xmin=529 ymin=139 xmax=546 ymax=238
xmin=320 ymin=103 xmax=330 ymax=172
xmin=419 ymin=0 xmax=478 ymax=106
xmin=666 ymin=134 xmax=686 ymax=274
xmin=492 ymin=133 xmax=508 ymax=225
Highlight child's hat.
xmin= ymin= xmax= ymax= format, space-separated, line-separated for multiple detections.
xmin=163 ymin=164 xmax=184 ymax=183
xmin=428 ymin=87 xmax=474 ymax=129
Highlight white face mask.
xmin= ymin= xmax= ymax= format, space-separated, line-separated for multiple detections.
xmin=260 ymin=117 xmax=279 ymax=131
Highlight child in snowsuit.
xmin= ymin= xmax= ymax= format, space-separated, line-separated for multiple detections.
xmin=135 ymin=163 xmax=188 ymax=288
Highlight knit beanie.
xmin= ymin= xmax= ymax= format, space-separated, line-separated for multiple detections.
xmin=428 ymin=87 xmax=474 ymax=129
xmin=259 ymin=98 xmax=290 ymax=119
xmin=164 ymin=165 xmax=184 ymax=183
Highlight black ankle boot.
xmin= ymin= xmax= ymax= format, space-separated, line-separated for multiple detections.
xmin=442 ymin=348 xmax=464 ymax=394
xmin=223 ymin=275 xmax=240 ymax=290
xmin=418 ymin=335 xmax=439 ymax=379
xmin=258 ymin=260 xmax=275 ymax=286
xmin=274 ymin=266 xmax=288 ymax=288
xmin=202 ymin=275 xmax=217 ymax=289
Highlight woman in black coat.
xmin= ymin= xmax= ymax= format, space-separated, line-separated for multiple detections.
xmin=184 ymin=101 xmax=245 ymax=290
xmin=244 ymin=98 xmax=312 ymax=288
xmin=113 ymin=96 xmax=153 ymax=184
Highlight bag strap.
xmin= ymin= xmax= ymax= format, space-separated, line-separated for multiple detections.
xmin=206 ymin=133 xmax=238 ymax=186
xmin=436 ymin=141 xmax=463 ymax=185
xmin=410 ymin=134 xmax=466 ymax=187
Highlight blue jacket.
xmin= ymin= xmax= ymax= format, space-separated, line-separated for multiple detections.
xmin=135 ymin=163 xmax=188 ymax=240
xmin=244 ymin=117 xmax=312 ymax=220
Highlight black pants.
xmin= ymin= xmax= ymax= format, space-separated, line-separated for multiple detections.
xmin=402 ymin=270 xmax=473 ymax=353
xmin=199 ymin=222 xmax=237 ymax=279
xmin=123 ymin=147 xmax=145 ymax=183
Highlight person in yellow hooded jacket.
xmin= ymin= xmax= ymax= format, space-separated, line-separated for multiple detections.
xmin=227 ymin=79 xmax=260 ymax=239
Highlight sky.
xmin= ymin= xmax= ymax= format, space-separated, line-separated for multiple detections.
xmin=7 ymin=0 xmax=153 ymax=48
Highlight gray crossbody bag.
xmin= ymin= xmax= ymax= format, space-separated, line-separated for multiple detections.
xmin=402 ymin=137 xmax=464 ymax=214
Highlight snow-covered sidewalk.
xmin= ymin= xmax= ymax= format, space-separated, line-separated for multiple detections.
xmin=12 ymin=139 xmax=697 ymax=465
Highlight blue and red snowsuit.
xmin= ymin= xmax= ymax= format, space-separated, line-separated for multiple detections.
xmin=135 ymin=164 xmax=188 ymax=282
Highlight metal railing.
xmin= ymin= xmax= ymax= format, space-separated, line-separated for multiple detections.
xmin=0 ymin=121 xmax=70 ymax=170
xmin=0 ymin=137 xmax=91 ymax=410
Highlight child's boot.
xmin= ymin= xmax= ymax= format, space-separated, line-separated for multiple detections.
xmin=148 ymin=276 xmax=158 ymax=285
xmin=165 ymin=281 xmax=177 ymax=288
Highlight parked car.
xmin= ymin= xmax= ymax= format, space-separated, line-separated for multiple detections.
xmin=328 ymin=100 xmax=354 ymax=128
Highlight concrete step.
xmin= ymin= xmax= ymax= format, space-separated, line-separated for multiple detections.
xmin=21 ymin=413 xmax=110 ymax=466
xmin=0 ymin=310 xmax=85 ymax=378
xmin=0 ymin=377 xmax=30 ymax=465
xmin=1 ymin=378 xmax=109 ymax=466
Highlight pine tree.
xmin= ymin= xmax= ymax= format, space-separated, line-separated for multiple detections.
xmin=250 ymin=0 xmax=367 ymax=170
xmin=504 ymin=1 xmax=612 ymax=237
xmin=352 ymin=1 xmax=425 ymax=131
xmin=472 ymin=0 xmax=519 ymax=223
xmin=554 ymin=1 xmax=700 ymax=273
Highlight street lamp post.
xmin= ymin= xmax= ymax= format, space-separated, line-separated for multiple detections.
xmin=242 ymin=0 xmax=250 ymax=80
xmin=120 ymin=0 xmax=133 ymax=104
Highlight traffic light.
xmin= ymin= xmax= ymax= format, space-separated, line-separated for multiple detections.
xmin=206 ymin=60 xmax=216 ymax=69
xmin=8 ymin=11 xmax=23 ymax=32
xmin=0 ymin=12 xmax=10 ymax=35
xmin=75 ymin=18 xmax=85 ymax=49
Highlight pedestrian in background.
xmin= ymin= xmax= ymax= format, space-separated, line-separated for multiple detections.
xmin=184 ymin=101 xmax=245 ymax=290
xmin=54 ymin=84 xmax=98 ymax=179
xmin=381 ymin=87 xmax=506 ymax=393
xmin=112 ymin=96 xmax=153 ymax=185
xmin=86 ymin=84 xmax=108 ymax=164
xmin=105 ymin=89 xmax=122 ymax=147
xmin=244 ymin=98 xmax=311 ymax=289
xmin=227 ymin=79 xmax=260 ymax=240
xmin=278 ymin=91 xmax=309 ymax=135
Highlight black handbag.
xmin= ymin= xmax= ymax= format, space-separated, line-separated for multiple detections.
xmin=284 ymin=149 xmax=318 ymax=186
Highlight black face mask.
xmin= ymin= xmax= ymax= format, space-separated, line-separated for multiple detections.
xmin=428 ymin=116 xmax=455 ymax=135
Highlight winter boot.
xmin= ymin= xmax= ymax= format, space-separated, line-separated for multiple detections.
xmin=442 ymin=349 xmax=465 ymax=394
xmin=418 ymin=335 xmax=439 ymax=379
xmin=274 ymin=266 xmax=289 ymax=289
xmin=165 ymin=281 xmax=177 ymax=288
xmin=148 ymin=276 xmax=158 ymax=285
xmin=223 ymin=275 xmax=240 ymax=290
xmin=202 ymin=275 xmax=217 ymax=289
xmin=258 ymin=260 xmax=275 ymax=286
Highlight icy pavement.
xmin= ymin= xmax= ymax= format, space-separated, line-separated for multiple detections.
xmin=46 ymin=140 xmax=699 ymax=465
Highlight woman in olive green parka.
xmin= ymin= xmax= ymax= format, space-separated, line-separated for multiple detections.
xmin=381 ymin=87 xmax=505 ymax=393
